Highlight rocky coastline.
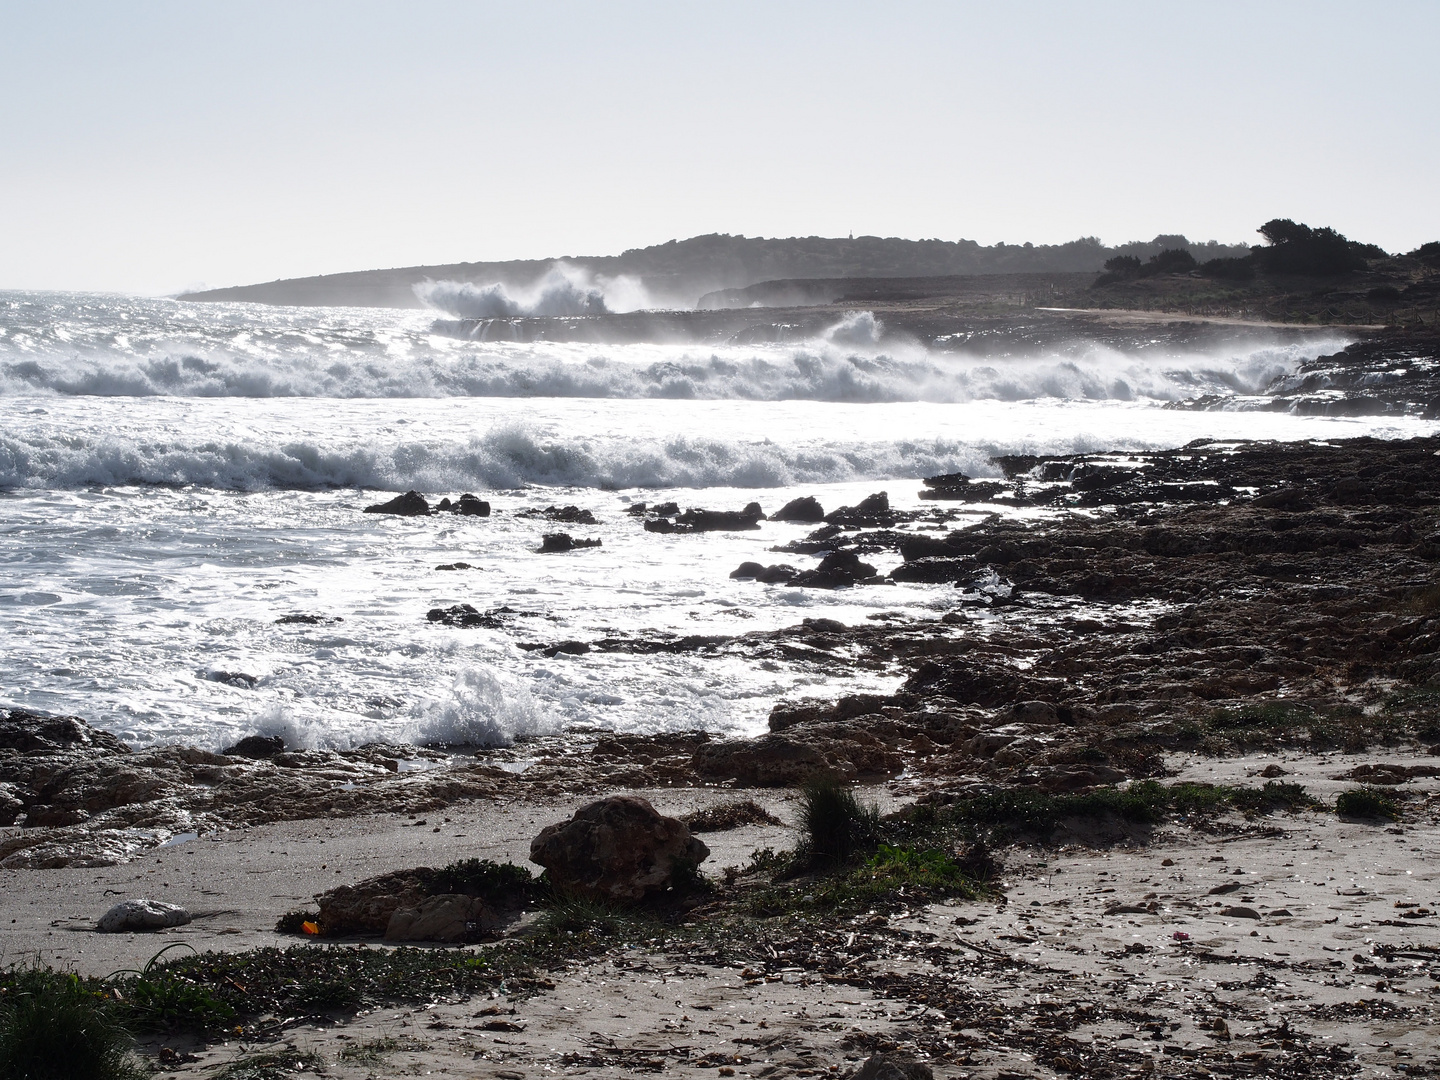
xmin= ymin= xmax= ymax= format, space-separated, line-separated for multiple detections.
xmin=6 ymin=357 xmax=1440 ymax=1076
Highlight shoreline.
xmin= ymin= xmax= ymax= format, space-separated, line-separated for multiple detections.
xmin=5 ymin=426 xmax=1440 ymax=1077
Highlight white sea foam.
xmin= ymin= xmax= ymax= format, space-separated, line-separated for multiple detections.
xmin=0 ymin=289 xmax=1345 ymax=403
xmin=414 ymin=266 xmax=611 ymax=318
xmin=406 ymin=666 xmax=556 ymax=747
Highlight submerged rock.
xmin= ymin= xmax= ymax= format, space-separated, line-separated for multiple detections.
xmin=97 ymin=898 xmax=192 ymax=933
xmin=529 ymin=794 xmax=709 ymax=902
xmin=790 ymin=550 xmax=878 ymax=588
xmin=729 ymin=561 xmax=799 ymax=584
xmin=450 ymin=493 xmax=491 ymax=516
xmin=539 ymin=533 xmax=602 ymax=553
xmin=364 ymin=490 xmax=431 ymax=516
xmin=427 ymin=603 xmax=505 ymax=628
xmin=518 ymin=504 xmax=596 ymax=524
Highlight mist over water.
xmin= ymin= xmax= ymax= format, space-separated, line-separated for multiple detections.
xmin=0 ymin=291 xmax=1430 ymax=750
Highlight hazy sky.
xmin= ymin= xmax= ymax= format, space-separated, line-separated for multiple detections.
xmin=2 ymin=1 xmax=1437 ymax=294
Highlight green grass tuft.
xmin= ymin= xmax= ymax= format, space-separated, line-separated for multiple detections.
xmin=1335 ymin=786 xmax=1400 ymax=821
xmin=796 ymin=775 xmax=881 ymax=867
xmin=0 ymin=968 xmax=143 ymax=1080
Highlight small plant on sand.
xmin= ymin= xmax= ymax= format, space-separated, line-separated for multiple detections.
xmin=1335 ymin=786 xmax=1400 ymax=821
xmin=0 ymin=968 xmax=143 ymax=1080
xmin=796 ymin=774 xmax=881 ymax=868
xmin=213 ymin=1048 xmax=325 ymax=1080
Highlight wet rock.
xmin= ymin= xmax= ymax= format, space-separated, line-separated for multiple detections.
xmin=729 ymin=561 xmax=798 ymax=584
xmin=0 ymin=709 xmax=130 ymax=757
xmin=435 ymin=562 xmax=475 ymax=571
xmin=853 ymin=1054 xmax=934 ymax=1080
xmin=772 ymin=495 xmax=825 ymax=522
xmin=539 ymin=533 xmax=602 ymax=553
xmin=275 ymin=613 xmax=343 ymax=625
xmin=384 ymin=893 xmax=496 ymax=942
xmin=528 ymin=794 xmax=710 ymax=903
xmin=825 ymin=491 xmax=892 ymax=527
xmin=452 ymin=493 xmax=491 ymax=516
xmin=625 ymin=502 xmax=649 ymax=515
xmin=427 ymin=603 xmax=505 ymax=628
xmin=96 ymin=898 xmax=192 ymax=933
xmin=222 ymin=735 xmax=286 ymax=760
xmin=207 ymin=671 xmax=258 ymax=688
xmin=790 ymin=550 xmax=877 ymax=589
xmin=363 ymin=490 xmax=430 ymax=516
xmin=676 ymin=507 xmax=764 ymax=531
xmin=519 ymin=505 xmax=595 ymax=524
xmin=919 ymin=472 xmax=1007 ymax=502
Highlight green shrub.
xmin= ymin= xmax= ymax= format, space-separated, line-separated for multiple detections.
xmin=0 ymin=969 xmax=142 ymax=1080
xmin=1336 ymin=786 xmax=1399 ymax=821
xmin=431 ymin=859 xmax=547 ymax=906
xmin=796 ymin=776 xmax=880 ymax=867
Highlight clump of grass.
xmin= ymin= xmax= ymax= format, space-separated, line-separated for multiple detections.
xmin=1229 ymin=780 xmax=1322 ymax=814
xmin=892 ymin=780 xmax=1322 ymax=849
xmin=431 ymin=858 xmax=547 ymax=906
xmin=0 ymin=968 xmax=143 ymax=1080
xmin=532 ymin=897 xmax=654 ymax=943
xmin=744 ymin=843 xmax=986 ymax=917
xmin=796 ymin=775 xmax=880 ymax=868
xmin=1336 ymin=786 xmax=1400 ymax=821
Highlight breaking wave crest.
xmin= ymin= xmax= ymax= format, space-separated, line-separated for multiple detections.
xmin=0 ymin=290 xmax=1344 ymax=404
xmin=414 ymin=268 xmax=611 ymax=319
xmin=0 ymin=421 xmax=1102 ymax=492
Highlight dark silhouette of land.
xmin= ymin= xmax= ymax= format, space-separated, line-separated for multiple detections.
xmin=177 ymin=232 xmax=1251 ymax=310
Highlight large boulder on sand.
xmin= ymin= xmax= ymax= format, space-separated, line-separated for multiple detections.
xmin=384 ymin=894 xmax=498 ymax=942
xmin=97 ymin=899 xmax=192 ymax=933
xmin=315 ymin=869 xmax=433 ymax=935
xmin=529 ymin=795 xmax=709 ymax=902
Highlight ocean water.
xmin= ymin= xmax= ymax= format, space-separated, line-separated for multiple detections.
xmin=2 ymin=292 xmax=1434 ymax=751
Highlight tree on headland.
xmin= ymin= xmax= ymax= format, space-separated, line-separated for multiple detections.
xmin=1252 ymin=219 xmax=1387 ymax=276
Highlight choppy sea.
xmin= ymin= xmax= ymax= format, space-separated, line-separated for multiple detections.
xmin=2 ymin=292 xmax=1433 ymax=750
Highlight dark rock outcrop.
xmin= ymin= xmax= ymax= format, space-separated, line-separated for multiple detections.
xmin=364 ymin=490 xmax=430 ymax=516
xmin=528 ymin=795 xmax=709 ymax=902
xmin=222 ymin=735 xmax=285 ymax=760
xmin=790 ymin=550 xmax=878 ymax=588
xmin=450 ymin=493 xmax=491 ymax=516
xmin=825 ymin=491 xmax=892 ymax=527
xmin=772 ymin=495 xmax=825 ymax=522
xmin=730 ymin=561 xmax=799 ymax=584
xmin=427 ymin=604 xmax=505 ymax=628
xmin=519 ymin=505 xmax=595 ymax=524
xmin=539 ymin=533 xmax=602 ymax=553
xmin=692 ymin=724 xmax=902 ymax=786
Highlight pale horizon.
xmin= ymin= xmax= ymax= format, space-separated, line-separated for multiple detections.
xmin=2 ymin=0 xmax=1437 ymax=295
